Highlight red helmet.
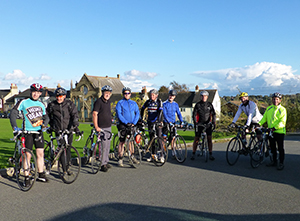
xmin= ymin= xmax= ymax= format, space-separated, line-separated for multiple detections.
xmin=30 ymin=83 xmax=43 ymax=92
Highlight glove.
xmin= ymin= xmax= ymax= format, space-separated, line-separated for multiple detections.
xmin=13 ymin=127 xmax=21 ymax=134
xmin=74 ymin=127 xmax=81 ymax=135
xmin=180 ymin=122 xmax=185 ymax=127
xmin=229 ymin=123 xmax=235 ymax=128
xmin=169 ymin=122 xmax=174 ymax=127
xmin=126 ymin=123 xmax=132 ymax=127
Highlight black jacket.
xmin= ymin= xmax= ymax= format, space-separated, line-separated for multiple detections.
xmin=193 ymin=100 xmax=216 ymax=125
xmin=46 ymin=99 xmax=79 ymax=132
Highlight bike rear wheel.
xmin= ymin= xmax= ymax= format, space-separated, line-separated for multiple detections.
xmin=91 ymin=141 xmax=103 ymax=174
xmin=57 ymin=146 xmax=81 ymax=184
xmin=173 ymin=135 xmax=187 ymax=163
xmin=129 ymin=140 xmax=142 ymax=168
xmin=203 ymin=137 xmax=209 ymax=162
xmin=226 ymin=137 xmax=241 ymax=166
xmin=250 ymin=142 xmax=265 ymax=168
xmin=44 ymin=140 xmax=54 ymax=174
xmin=112 ymin=134 xmax=119 ymax=160
xmin=152 ymin=137 xmax=168 ymax=167
xmin=15 ymin=149 xmax=37 ymax=191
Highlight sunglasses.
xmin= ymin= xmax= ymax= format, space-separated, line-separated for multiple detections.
xmin=56 ymin=95 xmax=64 ymax=98
xmin=123 ymin=92 xmax=131 ymax=95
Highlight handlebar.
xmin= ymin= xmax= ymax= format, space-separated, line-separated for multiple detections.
xmin=95 ymin=129 xmax=113 ymax=140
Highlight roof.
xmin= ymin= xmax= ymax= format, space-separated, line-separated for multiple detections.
xmin=0 ymin=89 xmax=10 ymax=98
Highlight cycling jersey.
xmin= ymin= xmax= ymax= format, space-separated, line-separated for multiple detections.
xmin=116 ymin=98 xmax=140 ymax=125
xmin=232 ymin=100 xmax=263 ymax=126
xmin=163 ymin=99 xmax=183 ymax=124
xmin=141 ymin=98 xmax=163 ymax=123
xmin=10 ymin=98 xmax=47 ymax=131
xmin=193 ymin=100 xmax=216 ymax=124
xmin=259 ymin=104 xmax=287 ymax=134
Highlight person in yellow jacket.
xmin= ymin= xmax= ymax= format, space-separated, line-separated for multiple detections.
xmin=258 ymin=92 xmax=287 ymax=170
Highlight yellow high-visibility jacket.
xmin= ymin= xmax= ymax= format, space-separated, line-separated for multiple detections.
xmin=259 ymin=104 xmax=287 ymax=134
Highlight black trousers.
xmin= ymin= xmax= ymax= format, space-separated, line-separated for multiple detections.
xmin=269 ymin=133 xmax=285 ymax=164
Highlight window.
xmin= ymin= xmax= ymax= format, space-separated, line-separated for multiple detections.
xmin=180 ymin=108 xmax=185 ymax=112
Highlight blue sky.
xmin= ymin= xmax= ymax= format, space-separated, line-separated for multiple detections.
xmin=0 ymin=0 xmax=299 ymax=96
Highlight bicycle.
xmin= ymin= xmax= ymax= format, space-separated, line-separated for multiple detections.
xmin=250 ymin=128 xmax=274 ymax=168
xmin=165 ymin=123 xmax=187 ymax=163
xmin=113 ymin=125 xmax=142 ymax=168
xmin=139 ymin=122 xmax=168 ymax=167
xmin=44 ymin=129 xmax=83 ymax=184
xmin=226 ymin=124 xmax=258 ymax=166
xmin=9 ymin=130 xmax=39 ymax=191
xmin=83 ymin=124 xmax=113 ymax=174
xmin=194 ymin=123 xmax=214 ymax=162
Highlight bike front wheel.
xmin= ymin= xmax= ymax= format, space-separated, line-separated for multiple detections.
xmin=152 ymin=137 xmax=168 ymax=167
xmin=250 ymin=142 xmax=265 ymax=168
xmin=91 ymin=141 xmax=103 ymax=174
xmin=226 ymin=137 xmax=241 ymax=166
xmin=57 ymin=146 xmax=81 ymax=184
xmin=15 ymin=149 xmax=37 ymax=191
xmin=173 ymin=135 xmax=187 ymax=163
xmin=129 ymin=140 xmax=142 ymax=168
xmin=203 ymin=137 xmax=209 ymax=163
xmin=112 ymin=134 xmax=119 ymax=160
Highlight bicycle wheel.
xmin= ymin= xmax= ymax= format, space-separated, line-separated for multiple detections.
xmin=83 ymin=137 xmax=92 ymax=165
xmin=129 ymin=140 xmax=142 ymax=168
xmin=197 ymin=141 xmax=203 ymax=157
xmin=173 ymin=135 xmax=187 ymax=163
xmin=203 ymin=137 xmax=209 ymax=163
xmin=136 ymin=133 xmax=147 ymax=158
xmin=226 ymin=137 xmax=241 ymax=166
xmin=152 ymin=137 xmax=168 ymax=167
xmin=250 ymin=142 xmax=265 ymax=168
xmin=15 ymin=149 xmax=37 ymax=191
xmin=91 ymin=141 xmax=103 ymax=174
xmin=112 ymin=134 xmax=119 ymax=160
xmin=57 ymin=146 xmax=81 ymax=184
xmin=44 ymin=140 xmax=53 ymax=174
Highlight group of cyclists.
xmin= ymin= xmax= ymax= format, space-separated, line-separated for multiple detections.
xmin=9 ymin=82 xmax=287 ymax=187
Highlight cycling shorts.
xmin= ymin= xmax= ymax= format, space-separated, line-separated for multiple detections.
xmin=25 ymin=133 xmax=44 ymax=150
xmin=195 ymin=124 xmax=213 ymax=137
xmin=117 ymin=123 xmax=132 ymax=142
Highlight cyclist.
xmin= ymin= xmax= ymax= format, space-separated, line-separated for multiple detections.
xmin=191 ymin=90 xmax=216 ymax=161
xmin=258 ymin=92 xmax=287 ymax=170
xmin=46 ymin=87 xmax=81 ymax=175
xmin=115 ymin=87 xmax=140 ymax=167
xmin=140 ymin=89 xmax=164 ymax=162
xmin=10 ymin=83 xmax=50 ymax=185
xmin=92 ymin=85 xmax=113 ymax=172
xmin=229 ymin=92 xmax=263 ymax=147
xmin=162 ymin=89 xmax=184 ymax=158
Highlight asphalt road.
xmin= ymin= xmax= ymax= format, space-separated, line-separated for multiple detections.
xmin=1 ymin=136 xmax=300 ymax=221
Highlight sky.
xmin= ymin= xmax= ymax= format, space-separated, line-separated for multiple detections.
xmin=0 ymin=0 xmax=300 ymax=96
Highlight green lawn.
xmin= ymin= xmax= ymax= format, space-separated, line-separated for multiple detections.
xmin=0 ymin=118 xmax=227 ymax=169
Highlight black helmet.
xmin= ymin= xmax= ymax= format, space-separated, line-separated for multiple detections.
xmin=169 ymin=90 xmax=177 ymax=96
xmin=101 ymin=85 xmax=112 ymax=92
xmin=122 ymin=87 xmax=131 ymax=94
xmin=30 ymin=83 xmax=43 ymax=92
xmin=55 ymin=87 xmax=67 ymax=96
xmin=272 ymin=92 xmax=282 ymax=99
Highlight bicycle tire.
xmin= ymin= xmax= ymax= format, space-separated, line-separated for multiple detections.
xmin=15 ymin=149 xmax=37 ymax=191
xmin=173 ymin=135 xmax=187 ymax=163
xmin=83 ymin=137 xmax=92 ymax=165
xmin=250 ymin=142 xmax=265 ymax=168
xmin=136 ymin=133 xmax=147 ymax=158
xmin=203 ymin=136 xmax=209 ymax=163
xmin=226 ymin=137 xmax=241 ymax=166
xmin=129 ymin=140 xmax=142 ymax=168
xmin=57 ymin=146 xmax=81 ymax=184
xmin=152 ymin=137 xmax=168 ymax=167
xmin=44 ymin=140 xmax=53 ymax=174
xmin=91 ymin=141 xmax=103 ymax=174
xmin=112 ymin=133 xmax=119 ymax=160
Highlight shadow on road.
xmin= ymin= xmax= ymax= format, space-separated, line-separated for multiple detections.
xmin=46 ymin=202 xmax=300 ymax=221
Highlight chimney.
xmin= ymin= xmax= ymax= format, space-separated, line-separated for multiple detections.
xmin=10 ymin=83 xmax=18 ymax=95
xmin=195 ymin=85 xmax=199 ymax=93
xmin=142 ymin=86 xmax=147 ymax=94
xmin=57 ymin=83 xmax=61 ymax=88
xmin=117 ymin=74 xmax=120 ymax=79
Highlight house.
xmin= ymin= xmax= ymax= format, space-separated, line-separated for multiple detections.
xmin=0 ymin=83 xmax=19 ymax=112
xmin=70 ymin=73 xmax=124 ymax=121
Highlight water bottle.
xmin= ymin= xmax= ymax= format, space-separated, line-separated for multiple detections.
xmin=91 ymin=143 xmax=95 ymax=152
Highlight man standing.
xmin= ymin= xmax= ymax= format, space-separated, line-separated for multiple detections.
xmin=115 ymin=87 xmax=140 ymax=167
xmin=140 ymin=89 xmax=163 ymax=162
xmin=46 ymin=87 xmax=81 ymax=175
xmin=258 ymin=92 xmax=287 ymax=170
xmin=191 ymin=90 xmax=216 ymax=161
xmin=10 ymin=83 xmax=49 ymax=184
xmin=92 ymin=85 xmax=113 ymax=172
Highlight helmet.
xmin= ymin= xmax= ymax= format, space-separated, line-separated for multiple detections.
xmin=55 ymin=87 xmax=67 ymax=96
xmin=30 ymin=83 xmax=43 ymax=92
xmin=122 ymin=87 xmax=131 ymax=94
xmin=149 ymin=89 xmax=158 ymax=95
xmin=200 ymin=90 xmax=209 ymax=96
xmin=169 ymin=89 xmax=177 ymax=96
xmin=272 ymin=92 xmax=282 ymax=99
xmin=239 ymin=92 xmax=248 ymax=98
xmin=101 ymin=85 xmax=112 ymax=92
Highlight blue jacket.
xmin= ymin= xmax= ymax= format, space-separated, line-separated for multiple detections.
xmin=116 ymin=98 xmax=140 ymax=125
xmin=163 ymin=100 xmax=183 ymax=124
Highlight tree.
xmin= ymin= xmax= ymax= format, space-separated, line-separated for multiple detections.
xmin=158 ymin=85 xmax=168 ymax=93
xmin=170 ymin=81 xmax=189 ymax=93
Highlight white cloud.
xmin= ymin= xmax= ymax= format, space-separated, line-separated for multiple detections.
xmin=39 ymin=73 xmax=51 ymax=80
xmin=192 ymin=62 xmax=299 ymax=95
xmin=121 ymin=70 xmax=158 ymax=92
xmin=123 ymin=70 xmax=157 ymax=81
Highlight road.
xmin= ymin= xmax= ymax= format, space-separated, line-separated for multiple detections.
xmin=1 ymin=136 xmax=300 ymax=221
